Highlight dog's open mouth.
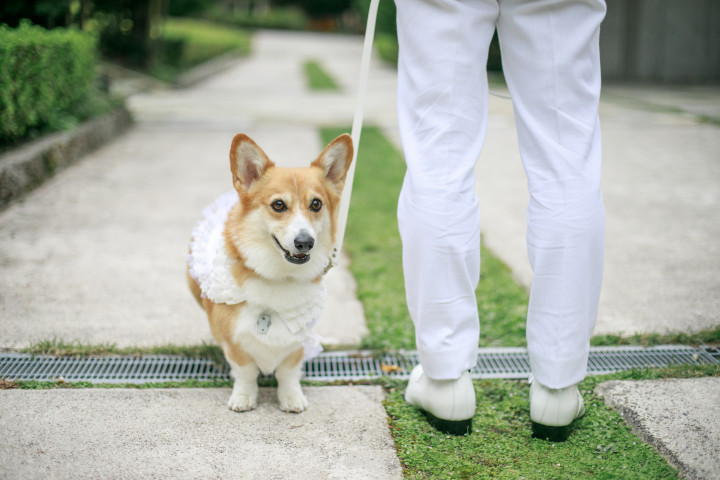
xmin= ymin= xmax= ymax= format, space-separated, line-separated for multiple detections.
xmin=273 ymin=236 xmax=311 ymax=265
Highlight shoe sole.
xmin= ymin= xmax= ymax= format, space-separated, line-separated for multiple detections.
xmin=531 ymin=421 xmax=571 ymax=442
xmin=425 ymin=411 xmax=472 ymax=436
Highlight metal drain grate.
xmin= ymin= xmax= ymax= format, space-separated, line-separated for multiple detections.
xmin=0 ymin=354 xmax=230 ymax=384
xmin=1 ymin=345 xmax=717 ymax=384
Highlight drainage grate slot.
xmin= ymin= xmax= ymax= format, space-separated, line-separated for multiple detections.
xmin=704 ymin=346 xmax=720 ymax=362
xmin=0 ymin=345 xmax=716 ymax=384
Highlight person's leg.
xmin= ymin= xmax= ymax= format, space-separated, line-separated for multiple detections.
xmin=497 ymin=0 xmax=606 ymax=439
xmin=396 ymin=0 xmax=499 ymax=381
xmin=396 ymin=0 xmax=499 ymax=435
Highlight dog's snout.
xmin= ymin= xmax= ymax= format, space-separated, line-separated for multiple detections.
xmin=294 ymin=233 xmax=315 ymax=253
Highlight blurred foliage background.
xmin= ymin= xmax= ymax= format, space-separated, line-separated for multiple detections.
xmin=0 ymin=1 xmax=400 ymax=86
xmin=0 ymin=0 xmax=500 ymax=146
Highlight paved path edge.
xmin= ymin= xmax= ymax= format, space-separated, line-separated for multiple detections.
xmin=0 ymin=106 xmax=133 ymax=212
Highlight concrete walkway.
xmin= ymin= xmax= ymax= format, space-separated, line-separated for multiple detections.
xmin=0 ymin=386 xmax=400 ymax=480
xmin=1 ymin=30 xmax=719 ymax=479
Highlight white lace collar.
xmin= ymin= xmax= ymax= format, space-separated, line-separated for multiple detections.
xmin=188 ymin=191 xmax=244 ymax=304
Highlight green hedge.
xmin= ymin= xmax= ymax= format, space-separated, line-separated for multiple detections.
xmin=199 ymin=6 xmax=309 ymax=31
xmin=0 ymin=22 xmax=97 ymax=143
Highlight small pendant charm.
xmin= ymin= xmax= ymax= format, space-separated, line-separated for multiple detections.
xmin=257 ymin=314 xmax=271 ymax=335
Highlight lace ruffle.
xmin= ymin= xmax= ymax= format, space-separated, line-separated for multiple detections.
xmin=188 ymin=191 xmax=245 ymax=304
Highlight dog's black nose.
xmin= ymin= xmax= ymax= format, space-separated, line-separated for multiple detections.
xmin=294 ymin=233 xmax=315 ymax=253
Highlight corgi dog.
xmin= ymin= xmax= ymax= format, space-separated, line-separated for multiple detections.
xmin=187 ymin=133 xmax=353 ymax=413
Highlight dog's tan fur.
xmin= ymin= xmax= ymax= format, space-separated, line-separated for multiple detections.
xmin=188 ymin=133 xmax=352 ymax=412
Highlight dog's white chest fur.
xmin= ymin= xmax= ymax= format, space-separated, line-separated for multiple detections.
xmin=231 ymin=278 xmax=325 ymax=373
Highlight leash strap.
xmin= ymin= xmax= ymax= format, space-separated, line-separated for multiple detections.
xmin=330 ymin=0 xmax=380 ymax=268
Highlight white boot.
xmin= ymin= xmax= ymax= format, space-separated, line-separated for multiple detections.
xmin=404 ymin=365 xmax=476 ymax=435
xmin=529 ymin=377 xmax=585 ymax=441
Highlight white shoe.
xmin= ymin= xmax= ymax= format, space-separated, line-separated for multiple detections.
xmin=404 ymin=365 xmax=476 ymax=435
xmin=529 ymin=377 xmax=585 ymax=442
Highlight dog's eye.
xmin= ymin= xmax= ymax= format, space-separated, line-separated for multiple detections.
xmin=271 ymin=200 xmax=286 ymax=212
xmin=310 ymin=199 xmax=322 ymax=212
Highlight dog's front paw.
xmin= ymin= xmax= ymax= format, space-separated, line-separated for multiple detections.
xmin=278 ymin=390 xmax=308 ymax=413
xmin=227 ymin=392 xmax=257 ymax=412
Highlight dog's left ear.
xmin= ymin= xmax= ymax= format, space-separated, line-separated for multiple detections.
xmin=312 ymin=134 xmax=353 ymax=193
xmin=230 ymin=134 xmax=275 ymax=193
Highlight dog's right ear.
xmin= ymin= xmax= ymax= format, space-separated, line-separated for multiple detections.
xmin=230 ymin=134 xmax=275 ymax=192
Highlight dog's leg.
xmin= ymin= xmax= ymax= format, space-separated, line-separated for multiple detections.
xmin=206 ymin=304 xmax=259 ymax=412
xmin=275 ymin=347 xmax=307 ymax=413
xmin=227 ymin=358 xmax=260 ymax=412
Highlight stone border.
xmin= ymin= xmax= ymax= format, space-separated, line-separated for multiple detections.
xmin=0 ymin=106 xmax=133 ymax=212
xmin=174 ymin=51 xmax=245 ymax=88
xmin=0 ymin=51 xmax=242 ymax=213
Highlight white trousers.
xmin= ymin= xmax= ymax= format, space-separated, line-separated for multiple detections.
xmin=396 ymin=0 xmax=606 ymax=388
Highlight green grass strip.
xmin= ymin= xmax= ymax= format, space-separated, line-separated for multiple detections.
xmin=387 ymin=378 xmax=669 ymax=479
xmin=375 ymin=33 xmax=399 ymax=66
xmin=162 ymin=17 xmax=252 ymax=62
xmin=20 ymin=339 xmax=225 ymax=365
xmin=321 ymin=126 xmax=530 ymax=350
xmin=321 ymin=126 xmax=410 ymax=349
xmin=591 ymin=327 xmax=720 ymax=347
xmin=303 ymin=60 xmax=340 ymax=91
xmin=386 ymin=365 xmax=719 ymax=480
xmin=320 ymin=126 xmax=720 ymax=351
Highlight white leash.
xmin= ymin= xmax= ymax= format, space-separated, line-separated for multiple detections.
xmin=330 ymin=0 xmax=380 ymax=268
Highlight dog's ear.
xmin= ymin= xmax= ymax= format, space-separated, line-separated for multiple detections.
xmin=230 ymin=134 xmax=275 ymax=192
xmin=312 ymin=134 xmax=353 ymax=193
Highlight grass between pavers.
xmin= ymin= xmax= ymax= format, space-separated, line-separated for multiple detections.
xmin=320 ymin=126 xmax=530 ymax=350
xmin=320 ymin=126 xmax=720 ymax=351
xmin=303 ymin=60 xmax=340 ymax=91
xmin=375 ymin=33 xmax=399 ymax=66
xmin=20 ymin=339 xmax=225 ymax=366
xmin=591 ymin=328 xmax=720 ymax=347
xmin=386 ymin=364 xmax=720 ymax=480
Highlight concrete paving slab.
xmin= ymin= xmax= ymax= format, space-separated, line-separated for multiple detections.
xmin=598 ymin=99 xmax=720 ymax=335
xmin=0 ymin=386 xmax=403 ymax=480
xmin=0 ymin=127 xmax=226 ymax=349
xmin=596 ymin=378 xmax=720 ymax=480
xmin=0 ymin=107 xmax=133 ymax=211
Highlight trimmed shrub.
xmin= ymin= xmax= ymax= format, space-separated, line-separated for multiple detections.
xmin=276 ymin=0 xmax=352 ymax=18
xmin=201 ymin=5 xmax=308 ymax=31
xmin=0 ymin=22 xmax=97 ymax=143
